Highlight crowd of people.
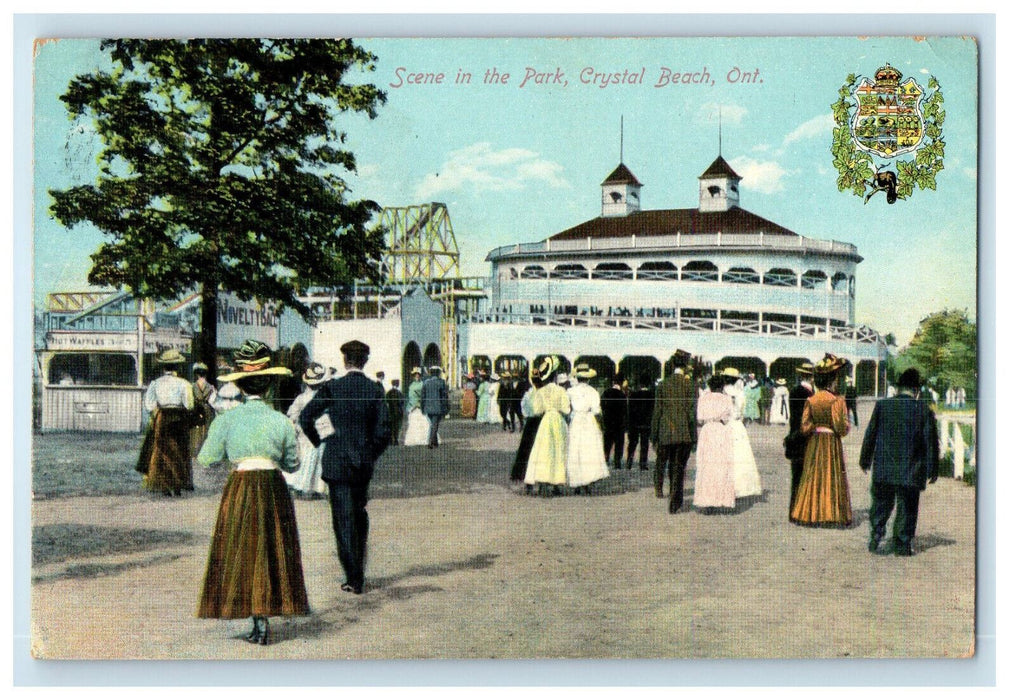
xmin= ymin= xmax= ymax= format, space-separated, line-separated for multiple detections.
xmin=134 ymin=338 xmax=942 ymax=646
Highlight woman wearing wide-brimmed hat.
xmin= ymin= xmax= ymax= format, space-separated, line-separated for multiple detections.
xmin=523 ymin=357 xmax=572 ymax=496
xmin=197 ymin=340 xmax=309 ymax=645
xmin=136 ymin=348 xmax=196 ymax=496
xmin=720 ymin=367 xmax=763 ymax=500
xmin=283 ymin=362 xmax=330 ymax=499
xmin=790 ymin=353 xmax=853 ymax=527
xmin=403 ymin=367 xmax=432 ymax=446
xmin=564 ymin=363 xmax=610 ymax=493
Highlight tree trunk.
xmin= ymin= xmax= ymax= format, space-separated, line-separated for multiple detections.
xmin=198 ymin=284 xmax=219 ymax=382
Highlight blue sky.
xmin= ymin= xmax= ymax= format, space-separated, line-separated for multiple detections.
xmin=32 ymin=35 xmax=979 ymax=344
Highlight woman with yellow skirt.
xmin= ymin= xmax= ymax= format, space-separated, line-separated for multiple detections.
xmin=197 ymin=340 xmax=309 ymax=645
xmin=790 ymin=354 xmax=852 ymax=527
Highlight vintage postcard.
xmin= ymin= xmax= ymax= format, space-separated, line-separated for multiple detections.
xmin=27 ymin=31 xmax=981 ymax=671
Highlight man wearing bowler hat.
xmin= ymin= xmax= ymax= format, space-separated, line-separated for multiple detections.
xmin=300 ymin=339 xmax=390 ymax=594
xmin=860 ymin=368 xmax=940 ymax=556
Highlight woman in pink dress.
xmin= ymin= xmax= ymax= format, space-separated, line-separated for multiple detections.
xmin=693 ymin=375 xmax=736 ymax=511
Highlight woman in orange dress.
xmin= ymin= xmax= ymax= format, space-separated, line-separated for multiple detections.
xmin=790 ymin=354 xmax=852 ymax=527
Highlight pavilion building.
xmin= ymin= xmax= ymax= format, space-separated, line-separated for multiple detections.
xmin=460 ymin=154 xmax=889 ymax=393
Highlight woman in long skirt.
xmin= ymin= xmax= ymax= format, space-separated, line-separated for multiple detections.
xmin=790 ymin=354 xmax=853 ymax=527
xmin=721 ymin=369 xmax=763 ymax=499
xmin=693 ymin=375 xmax=736 ymax=510
xmin=403 ymin=368 xmax=432 ymax=446
xmin=770 ymin=380 xmax=790 ymax=425
xmin=461 ymin=374 xmax=478 ymax=419
xmin=137 ymin=349 xmax=195 ymax=496
xmin=197 ymin=340 xmax=309 ymax=645
xmin=475 ymin=373 xmax=491 ymax=422
xmin=524 ymin=362 xmax=571 ymax=495
xmin=485 ymin=376 xmax=503 ymax=424
xmin=565 ymin=364 xmax=610 ymax=493
xmin=283 ymin=363 xmax=329 ymax=499
xmin=510 ymin=378 xmax=543 ymax=483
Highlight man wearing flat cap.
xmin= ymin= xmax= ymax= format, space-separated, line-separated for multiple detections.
xmin=860 ymin=368 xmax=940 ymax=556
xmin=651 ymin=349 xmax=698 ymax=513
xmin=300 ymin=339 xmax=391 ymax=594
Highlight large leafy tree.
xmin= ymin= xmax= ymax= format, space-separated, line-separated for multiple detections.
xmin=893 ymin=309 xmax=977 ymax=395
xmin=50 ymin=39 xmax=387 ymax=374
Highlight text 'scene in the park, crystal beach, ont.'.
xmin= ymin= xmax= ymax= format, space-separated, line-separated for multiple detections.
xmin=389 ymin=65 xmax=761 ymax=88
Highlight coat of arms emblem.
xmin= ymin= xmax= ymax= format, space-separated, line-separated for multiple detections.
xmin=831 ymin=63 xmax=945 ymax=204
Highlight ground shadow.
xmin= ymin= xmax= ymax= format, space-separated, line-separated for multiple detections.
xmin=32 ymin=553 xmax=185 ymax=584
xmin=276 ymin=553 xmax=499 ymax=642
xmin=32 ymin=523 xmax=195 ymax=565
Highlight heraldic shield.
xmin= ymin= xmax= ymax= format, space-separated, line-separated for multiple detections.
xmin=850 ymin=63 xmax=925 ymax=158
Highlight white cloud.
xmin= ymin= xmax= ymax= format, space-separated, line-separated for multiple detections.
xmin=728 ymin=156 xmax=790 ymax=194
xmin=413 ymin=142 xmax=569 ymax=200
xmin=782 ymin=113 xmax=835 ymax=148
xmin=696 ymin=102 xmax=748 ymax=126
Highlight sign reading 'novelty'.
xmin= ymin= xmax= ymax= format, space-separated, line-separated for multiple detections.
xmin=216 ymin=292 xmax=280 ymax=348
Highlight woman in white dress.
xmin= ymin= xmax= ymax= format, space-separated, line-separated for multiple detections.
xmin=721 ymin=368 xmax=763 ymax=499
xmin=403 ymin=367 xmax=432 ymax=446
xmin=565 ymin=364 xmax=611 ymax=493
xmin=693 ymin=375 xmax=736 ymax=510
xmin=770 ymin=379 xmax=791 ymax=425
xmin=284 ymin=363 xmax=329 ymax=498
xmin=485 ymin=375 xmax=502 ymax=424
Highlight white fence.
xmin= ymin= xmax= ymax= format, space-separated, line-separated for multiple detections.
xmin=939 ymin=413 xmax=976 ymax=479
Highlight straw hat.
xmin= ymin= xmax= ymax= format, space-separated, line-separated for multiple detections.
xmin=776 ymin=378 xmax=787 ymax=386
xmin=813 ymin=353 xmax=847 ymax=375
xmin=537 ymin=356 xmax=559 ymax=383
xmin=157 ymin=349 xmax=187 ymax=365
xmin=573 ymin=363 xmax=597 ymax=379
xmin=217 ymin=340 xmax=292 ymax=382
xmin=411 ymin=366 xmax=422 ymax=376
xmin=796 ymin=363 xmax=815 ymax=376
xmin=302 ymin=363 xmax=329 ymax=386
xmin=720 ymin=367 xmax=741 ymax=378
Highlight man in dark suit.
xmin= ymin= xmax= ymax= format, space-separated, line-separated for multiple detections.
xmin=860 ymin=368 xmax=940 ymax=556
xmin=384 ymin=379 xmax=405 ymax=446
xmin=420 ymin=365 xmax=451 ymax=448
xmin=300 ymin=340 xmax=390 ymax=595
xmin=785 ymin=365 xmax=814 ymax=518
xmin=601 ymin=377 xmax=627 ymax=469
xmin=650 ymin=349 xmax=698 ymax=513
xmin=507 ymin=370 xmax=529 ymax=433
xmin=844 ymin=377 xmax=859 ymax=426
xmin=626 ymin=374 xmax=655 ymax=470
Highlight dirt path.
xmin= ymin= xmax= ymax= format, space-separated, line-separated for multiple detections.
xmin=30 ymin=409 xmax=975 ymax=659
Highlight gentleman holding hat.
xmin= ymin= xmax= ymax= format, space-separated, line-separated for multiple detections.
xmin=860 ymin=368 xmax=940 ymax=556
xmin=300 ymin=340 xmax=391 ymax=594
xmin=650 ymin=349 xmax=698 ymax=513
xmin=137 ymin=349 xmax=195 ymax=496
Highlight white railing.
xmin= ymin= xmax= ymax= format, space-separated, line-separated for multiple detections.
xmin=939 ymin=413 xmax=976 ymax=479
xmin=487 ymin=233 xmax=858 ymax=260
xmin=465 ymin=311 xmax=881 ymax=344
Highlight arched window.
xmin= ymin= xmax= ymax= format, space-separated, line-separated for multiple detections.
xmin=801 ymin=269 xmax=828 ymax=290
xmin=521 ymin=265 xmax=547 ymax=279
xmin=637 ymin=261 xmax=679 ymax=281
xmin=681 ymin=260 xmax=719 ymax=282
xmin=550 ymin=264 xmax=588 ymax=279
xmin=508 ymin=267 xmax=518 ymax=280
xmin=722 ymin=266 xmax=759 ymax=284
xmin=591 ymin=262 xmax=633 ymax=280
xmin=763 ymin=267 xmax=797 ymax=287
xmin=849 ymin=275 xmax=856 ymax=297
xmin=831 ymin=272 xmax=848 ymax=291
